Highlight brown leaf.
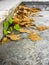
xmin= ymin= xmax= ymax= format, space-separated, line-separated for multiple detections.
xmin=22 ymin=17 xmax=32 ymax=22
xmin=30 ymin=7 xmax=41 ymax=13
xmin=6 ymin=34 xmax=20 ymax=41
xmin=13 ymin=16 xmax=20 ymax=24
xmin=25 ymin=24 xmax=31 ymax=28
xmin=1 ymin=37 xmax=8 ymax=43
xmin=36 ymin=26 xmax=49 ymax=31
xmin=19 ymin=28 xmax=32 ymax=33
xmin=28 ymin=33 xmax=42 ymax=41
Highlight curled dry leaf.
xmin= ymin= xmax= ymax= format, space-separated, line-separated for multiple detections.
xmin=18 ymin=5 xmax=30 ymax=11
xmin=13 ymin=16 xmax=20 ymax=24
xmin=20 ymin=17 xmax=34 ymax=27
xmin=25 ymin=24 xmax=31 ymax=28
xmin=6 ymin=34 xmax=20 ymax=41
xmin=20 ymin=21 xmax=31 ymax=26
xmin=18 ymin=5 xmax=27 ymax=10
xmin=31 ymin=24 xmax=37 ymax=26
xmin=17 ymin=15 xmax=23 ymax=19
xmin=1 ymin=37 xmax=8 ymax=43
xmin=28 ymin=33 xmax=42 ymax=41
xmin=19 ymin=28 xmax=32 ymax=33
xmin=19 ymin=28 xmax=26 ymax=33
xmin=30 ymin=7 xmax=41 ymax=13
xmin=22 ymin=17 xmax=33 ymax=22
xmin=36 ymin=26 xmax=49 ymax=31
xmin=23 ymin=10 xmax=28 ymax=16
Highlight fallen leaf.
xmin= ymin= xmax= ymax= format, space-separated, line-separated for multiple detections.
xmin=19 ymin=28 xmax=27 ymax=32
xmin=22 ymin=17 xmax=32 ymax=22
xmin=36 ymin=26 xmax=49 ymax=31
xmin=13 ymin=16 xmax=20 ymax=24
xmin=6 ymin=34 xmax=20 ymax=41
xmin=28 ymin=33 xmax=42 ymax=41
xmin=2 ymin=37 xmax=8 ymax=43
xmin=19 ymin=28 xmax=32 ymax=33
xmin=30 ymin=7 xmax=41 ymax=13
xmin=25 ymin=24 xmax=31 ymax=28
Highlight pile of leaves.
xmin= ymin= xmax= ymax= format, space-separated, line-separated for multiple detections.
xmin=13 ymin=5 xmax=34 ymax=28
xmin=0 ymin=4 xmax=49 ymax=44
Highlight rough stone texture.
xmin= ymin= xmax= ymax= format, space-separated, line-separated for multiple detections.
xmin=0 ymin=2 xmax=49 ymax=65
xmin=0 ymin=29 xmax=49 ymax=65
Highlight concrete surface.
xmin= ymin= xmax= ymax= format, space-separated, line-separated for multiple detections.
xmin=0 ymin=30 xmax=49 ymax=65
xmin=0 ymin=0 xmax=22 ymax=11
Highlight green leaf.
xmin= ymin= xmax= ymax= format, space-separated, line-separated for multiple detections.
xmin=7 ymin=17 xmax=13 ymax=24
xmin=3 ymin=21 xmax=9 ymax=29
xmin=14 ymin=24 xmax=20 ymax=31
xmin=9 ymin=27 xmax=13 ymax=31
xmin=8 ymin=27 xmax=13 ymax=31
xmin=3 ymin=29 xmax=8 ymax=35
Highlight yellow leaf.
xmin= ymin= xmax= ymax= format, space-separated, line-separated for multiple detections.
xmin=6 ymin=34 xmax=20 ymax=41
xmin=19 ymin=28 xmax=32 ymax=33
xmin=36 ymin=26 xmax=49 ymax=31
xmin=28 ymin=33 xmax=42 ymax=41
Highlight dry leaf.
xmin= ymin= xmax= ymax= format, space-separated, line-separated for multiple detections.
xmin=22 ymin=17 xmax=32 ymax=22
xmin=18 ymin=5 xmax=30 ymax=11
xmin=19 ymin=28 xmax=27 ymax=33
xmin=6 ymin=34 xmax=20 ymax=41
xmin=36 ymin=26 xmax=49 ymax=31
xmin=25 ymin=24 xmax=31 ymax=28
xmin=28 ymin=33 xmax=42 ymax=41
xmin=30 ymin=7 xmax=41 ymax=13
xmin=13 ymin=16 xmax=20 ymax=24
xmin=19 ymin=28 xmax=32 ymax=33
xmin=2 ymin=37 xmax=8 ymax=43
